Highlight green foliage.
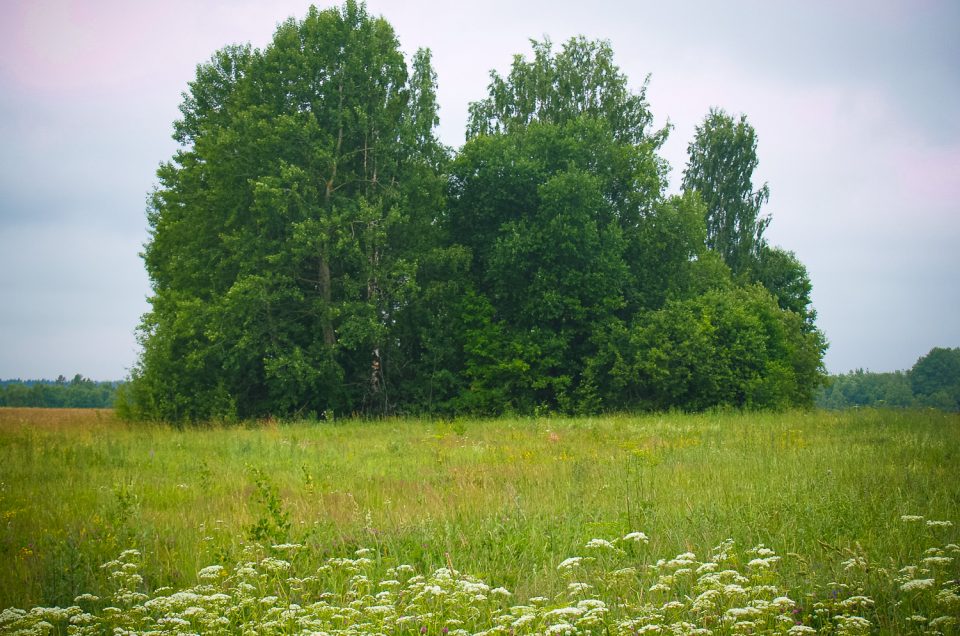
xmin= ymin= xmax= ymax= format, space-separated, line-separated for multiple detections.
xmin=467 ymin=37 xmax=664 ymax=147
xmin=246 ymin=467 xmax=291 ymax=545
xmin=128 ymin=5 xmax=826 ymax=420
xmin=2 ymin=409 xmax=958 ymax=633
xmin=817 ymin=347 xmax=960 ymax=411
xmin=752 ymin=245 xmax=816 ymax=328
xmin=584 ymin=285 xmax=826 ymax=411
xmin=683 ymin=108 xmax=770 ymax=277
xmin=130 ymin=1 xmax=447 ymax=420
xmin=911 ymin=347 xmax=960 ymax=409
xmin=0 ymin=376 xmax=118 ymax=408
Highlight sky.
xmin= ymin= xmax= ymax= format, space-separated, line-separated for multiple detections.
xmin=1 ymin=0 xmax=958 ymax=380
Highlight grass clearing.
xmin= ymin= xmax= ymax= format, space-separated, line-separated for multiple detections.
xmin=1 ymin=408 xmax=958 ymax=633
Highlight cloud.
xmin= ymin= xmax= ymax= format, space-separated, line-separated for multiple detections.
xmin=1 ymin=0 xmax=957 ymax=378
xmin=0 ymin=221 xmax=148 ymax=379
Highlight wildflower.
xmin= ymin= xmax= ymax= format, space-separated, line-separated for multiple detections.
xmin=198 ymin=564 xmax=225 ymax=580
xmin=839 ymin=596 xmax=874 ymax=610
xmin=546 ymin=606 xmax=584 ymax=620
xmin=272 ymin=542 xmax=304 ymax=552
xmin=73 ymin=594 xmax=100 ymax=603
xmin=577 ymin=599 xmax=606 ymax=611
xmin=900 ymin=578 xmax=935 ymax=592
xmin=568 ymin=582 xmax=592 ymax=595
xmin=649 ymin=582 xmax=670 ymax=593
xmin=512 ymin=613 xmax=536 ymax=629
xmin=926 ymin=520 xmax=953 ymax=528
xmin=609 ymin=567 xmax=637 ymax=578
xmin=840 ymin=556 xmax=867 ymax=570
xmin=622 ymin=531 xmax=650 ymax=543
xmin=491 ymin=587 xmax=512 ymax=597
xmin=771 ymin=596 xmax=796 ymax=610
xmin=900 ymin=515 xmax=924 ymax=522
xmin=833 ymin=615 xmax=871 ymax=632
xmin=936 ymin=588 xmax=960 ymax=608
xmin=930 ymin=616 xmax=958 ymax=629
xmin=696 ymin=562 xmax=718 ymax=575
xmin=260 ymin=557 xmax=291 ymax=573
xmin=922 ymin=555 xmax=953 ymax=567
xmin=557 ymin=557 xmax=583 ymax=571
xmin=585 ymin=538 xmax=616 ymax=550
xmin=787 ymin=627 xmax=816 ymax=635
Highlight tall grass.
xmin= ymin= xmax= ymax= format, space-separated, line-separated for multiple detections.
xmin=0 ymin=408 xmax=957 ymax=633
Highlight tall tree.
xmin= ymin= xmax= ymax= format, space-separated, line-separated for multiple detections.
xmin=682 ymin=108 xmax=770 ymax=276
xmin=449 ymin=38 xmax=707 ymax=412
xmin=128 ymin=1 xmax=444 ymax=420
xmin=910 ymin=347 xmax=960 ymax=410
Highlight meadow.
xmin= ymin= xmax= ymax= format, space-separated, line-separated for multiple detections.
xmin=0 ymin=407 xmax=957 ymax=634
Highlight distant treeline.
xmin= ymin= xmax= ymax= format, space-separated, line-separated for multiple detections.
xmin=816 ymin=347 xmax=960 ymax=411
xmin=0 ymin=375 xmax=120 ymax=408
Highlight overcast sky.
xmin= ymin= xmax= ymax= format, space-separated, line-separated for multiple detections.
xmin=1 ymin=0 xmax=958 ymax=380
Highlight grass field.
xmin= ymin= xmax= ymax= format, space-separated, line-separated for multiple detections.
xmin=0 ymin=407 xmax=957 ymax=634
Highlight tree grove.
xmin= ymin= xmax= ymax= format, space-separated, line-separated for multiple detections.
xmin=123 ymin=2 xmax=827 ymax=421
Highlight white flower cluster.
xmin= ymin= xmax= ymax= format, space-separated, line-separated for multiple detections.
xmin=2 ymin=516 xmax=958 ymax=635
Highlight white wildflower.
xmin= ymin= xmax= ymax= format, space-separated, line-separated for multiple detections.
xmin=198 ymin=564 xmax=225 ymax=580
xmin=260 ymin=557 xmax=291 ymax=573
xmin=771 ymin=596 xmax=796 ymax=610
xmin=557 ymin=557 xmax=583 ymax=571
xmin=622 ymin=531 xmax=649 ymax=543
xmin=577 ymin=599 xmax=606 ymax=611
xmin=900 ymin=578 xmax=935 ymax=592
xmin=545 ymin=607 xmax=584 ymax=620
xmin=936 ymin=588 xmax=960 ymax=608
xmin=926 ymin=520 xmax=953 ymax=528
xmin=610 ymin=567 xmax=637 ymax=578
xmin=696 ymin=562 xmax=718 ymax=575
xmin=73 ymin=594 xmax=100 ymax=603
xmin=568 ymin=582 xmax=592 ymax=594
xmin=271 ymin=542 xmax=304 ymax=552
xmin=922 ymin=556 xmax=953 ymax=567
xmin=901 ymin=514 xmax=924 ymax=522
xmin=585 ymin=538 xmax=615 ymax=550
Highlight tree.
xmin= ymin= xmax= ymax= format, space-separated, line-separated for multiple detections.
xmin=584 ymin=285 xmax=826 ymax=411
xmin=683 ymin=108 xmax=770 ymax=276
xmin=449 ymin=38 xmax=697 ymax=412
xmin=129 ymin=1 xmax=445 ymax=421
xmin=753 ymin=245 xmax=816 ymax=329
xmin=911 ymin=347 xmax=960 ymax=410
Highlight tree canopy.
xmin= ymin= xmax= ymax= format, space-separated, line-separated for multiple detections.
xmin=817 ymin=347 xmax=960 ymax=411
xmin=124 ymin=2 xmax=827 ymax=421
